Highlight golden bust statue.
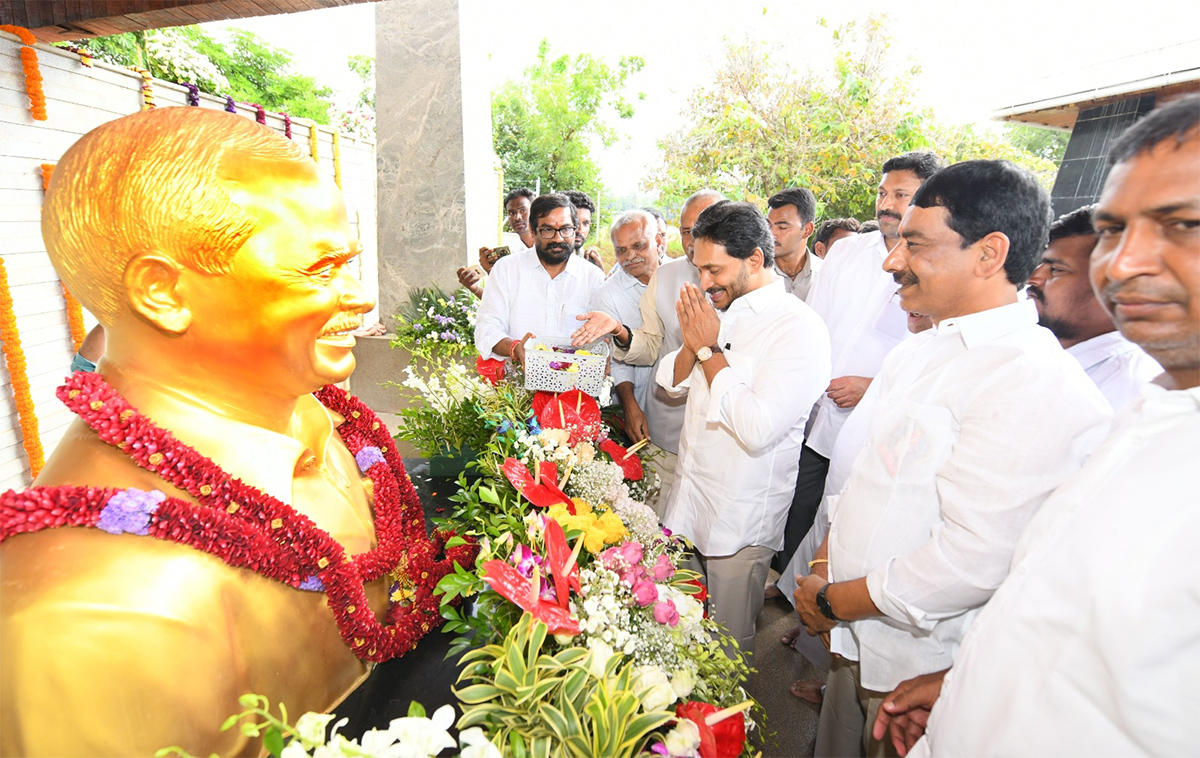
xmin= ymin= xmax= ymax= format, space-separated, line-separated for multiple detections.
xmin=1 ymin=108 xmax=398 ymax=756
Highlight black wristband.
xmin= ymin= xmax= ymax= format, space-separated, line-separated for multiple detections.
xmin=613 ymin=324 xmax=633 ymax=350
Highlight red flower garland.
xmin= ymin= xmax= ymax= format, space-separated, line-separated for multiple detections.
xmin=0 ymin=372 xmax=476 ymax=662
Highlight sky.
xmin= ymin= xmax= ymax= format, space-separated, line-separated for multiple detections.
xmin=207 ymin=0 xmax=1200 ymax=195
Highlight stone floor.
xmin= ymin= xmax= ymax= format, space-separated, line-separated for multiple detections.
xmin=745 ymin=576 xmax=824 ymax=758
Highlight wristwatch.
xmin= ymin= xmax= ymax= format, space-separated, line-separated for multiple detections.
xmin=816 ymin=584 xmax=840 ymax=621
xmin=696 ymin=345 xmax=722 ymax=363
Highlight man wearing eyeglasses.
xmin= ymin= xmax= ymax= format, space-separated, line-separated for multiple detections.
xmin=474 ymin=192 xmax=604 ymax=366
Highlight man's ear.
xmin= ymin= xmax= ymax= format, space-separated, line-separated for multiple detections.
xmin=976 ymin=231 xmax=1011 ymax=280
xmin=803 ymin=221 xmax=816 ymax=239
xmin=750 ymin=247 xmax=766 ymax=272
xmin=123 ymin=253 xmax=192 ymax=334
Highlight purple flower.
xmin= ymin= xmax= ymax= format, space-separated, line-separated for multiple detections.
xmin=299 ymin=575 xmax=325 ymax=591
xmin=510 ymin=544 xmax=546 ymax=578
xmin=185 ymin=83 xmax=199 ymax=106
xmin=355 ymin=446 xmax=386 ymax=473
xmin=97 ymin=488 xmax=165 ymax=536
xmin=653 ymin=599 xmax=680 ymax=627
xmin=224 ymin=95 xmax=236 ymax=113
xmin=650 ymin=742 xmax=669 ymax=757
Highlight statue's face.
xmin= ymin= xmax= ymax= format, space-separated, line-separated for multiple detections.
xmin=186 ymin=167 xmax=374 ymax=398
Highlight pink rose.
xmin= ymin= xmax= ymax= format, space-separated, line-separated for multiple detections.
xmin=624 ymin=564 xmax=648 ymax=587
xmin=653 ymin=599 xmax=679 ymax=626
xmin=618 ymin=541 xmax=644 ymax=566
xmin=632 ymin=578 xmax=659 ymax=607
xmin=652 ymin=554 xmax=675 ymax=581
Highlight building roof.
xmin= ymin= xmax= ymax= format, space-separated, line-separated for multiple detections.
xmin=994 ymin=39 xmax=1200 ymax=130
xmin=0 ymin=0 xmax=376 ymax=43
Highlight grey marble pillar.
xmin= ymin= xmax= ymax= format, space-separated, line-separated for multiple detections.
xmin=375 ymin=0 xmax=482 ymax=326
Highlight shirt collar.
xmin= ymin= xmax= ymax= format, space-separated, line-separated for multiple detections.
xmin=518 ymin=247 xmax=587 ymax=280
xmin=730 ymin=277 xmax=786 ymax=315
xmin=1066 ymin=330 xmax=1137 ymax=369
xmin=937 ymin=299 xmax=1038 ymax=349
xmin=773 ymin=250 xmax=818 ymax=283
xmin=868 ymin=231 xmax=890 ymax=258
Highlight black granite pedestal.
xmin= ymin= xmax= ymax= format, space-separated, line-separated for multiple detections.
xmin=331 ymin=459 xmax=474 ymax=737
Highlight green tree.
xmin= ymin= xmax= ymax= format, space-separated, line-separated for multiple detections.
xmin=492 ymin=40 xmax=645 ymax=200
xmin=645 ymin=16 xmax=1057 ymax=223
xmin=333 ymin=54 xmax=375 ymax=139
xmin=1004 ymin=123 xmax=1070 ymax=163
xmin=69 ymin=26 xmax=333 ymax=123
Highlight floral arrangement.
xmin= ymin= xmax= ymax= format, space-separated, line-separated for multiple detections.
xmin=130 ymin=66 xmax=155 ymax=110
xmin=0 ymin=257 xmax=44 ymax=477
xmin=391 ymin=356 xmax=513 ymax=458
xmin=1 ymin=25 xmax=47 ymax=121
xmin=392 ymin=286 xmax=478 ymax=358
xmin=157 ymin=694 xmax=500 ymax=758
xmin=405 ymin=362 xmax=757 ymax=755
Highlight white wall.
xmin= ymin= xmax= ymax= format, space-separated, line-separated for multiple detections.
xmin=0 ymin=31 xmax=378 ymax=490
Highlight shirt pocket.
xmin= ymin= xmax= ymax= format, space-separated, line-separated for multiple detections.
xmin=874 ymin=398 xmax=957 ymax=488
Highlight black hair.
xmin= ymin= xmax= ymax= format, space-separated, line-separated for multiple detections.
xmin=528 ymin=193 xmax=579 ymax=230
xmin=881 ymin=150 xmax=944 ymax=181
xmin=1109 ymin=94 xmax=1199 ymax=165
xmin=503 ymin=187 xmax=535 ymax=206
xmin=814 ymin=217 xmax=861 ymax=246
xmin=766 ymin=187 xmax=818 ymax=225
xmin=858 ymin=220 xmax=880 ymax=234
xmin=691 ymin=200 xmax=775 ymax=267
xmin=642 ymin=206 xmax=666 ymax=223
xmin=1048 ymin=204 xmax=1097 ymax=244
xmin=562 ymin=190 xmax=596 ymax=215
xmin=912 ymin=159 xmax=1052 ymax=285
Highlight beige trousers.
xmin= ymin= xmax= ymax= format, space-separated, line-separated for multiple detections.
xmin=815 ymin=657 xmax=897 ymax=758
xmin=695 ymin=544 xmax=775 ymax=657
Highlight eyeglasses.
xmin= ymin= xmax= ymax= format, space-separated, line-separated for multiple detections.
xmin=536 ymin=225 xmax=576 ymax=240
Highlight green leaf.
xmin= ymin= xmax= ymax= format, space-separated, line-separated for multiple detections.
xmin=261 ymin=726 xmax=284 ymax=758
xmin=406 ymin=700 xmax=426 ymax=718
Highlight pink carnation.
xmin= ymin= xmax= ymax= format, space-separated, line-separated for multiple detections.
xmin=653 ymin=599 xmax=679 ymax=626
xmin=632 ymin=578 xmax=659 ymax=607
xmin=652 ymin=554 xmax=675 ymax=581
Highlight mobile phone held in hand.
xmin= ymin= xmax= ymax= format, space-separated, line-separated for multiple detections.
xmin=487 ymin=245 xmax=512 ymax=263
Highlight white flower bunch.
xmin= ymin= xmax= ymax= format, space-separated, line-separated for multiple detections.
xmin=564 ymin=460 xmax=624 ymax=504
xmin=576 ymin=565 xmax=637 ymax=654
xmin=144 ymin=29 xmax=230 ymax=92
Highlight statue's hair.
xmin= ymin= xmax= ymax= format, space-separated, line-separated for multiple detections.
xmin=43 ymin=107 xmax=310 ymax=323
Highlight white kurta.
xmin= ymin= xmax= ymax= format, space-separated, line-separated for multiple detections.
xmin=827 ymin=300 xmax=1113 ymax=690
xmin=1067 ymin=330 xmax=1162 ymax=411
xmin=804 ymin=231 xmax=910 ymax=457
xmin=656 ymin=279 xmax=831 ymax=557
xmin=473 ymin=248 xmax=602 ymax=359
xmin=911 ymin=384 xmax=1200 ymax=758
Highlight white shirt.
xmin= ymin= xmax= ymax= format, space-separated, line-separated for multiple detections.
xmin=592 ymin=268 xmax=653 ymax=410
xmin=1068 ymin=330 xmax=1162 ymax=412
xmin=827 ymin=300 xmax=1112 ymax=690
xmin=912 ymin=384 xmax=1200 ymax=758
xmin=474 ymin=248 xmax=602 ymax=359
xmin=804 ymin=231 xmax=910 ymax=457
xmin=657 ymin=279 xmax=831 ymax=557
xmin=774 ymin=249 xmax=823 ymax=301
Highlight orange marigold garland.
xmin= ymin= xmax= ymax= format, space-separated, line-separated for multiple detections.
xmin=1 ymin=25 xmax=47 ymax=121
xmin=130 ymin=66 xmax=155 ymax=110
xmin=61 ymin=286 xmax=86 ymax=353
xmin=0 ymin=258 xmax=46 ymax=478
xmin=39 ymin=163 xmax=53 ymax=191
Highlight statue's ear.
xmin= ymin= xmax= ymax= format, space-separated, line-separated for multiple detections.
xmin=123 ymin=253 xmax=192 ymax=334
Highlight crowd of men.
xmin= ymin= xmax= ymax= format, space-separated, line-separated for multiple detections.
xmin=468 ymin=94 xmax=1198 ymax=756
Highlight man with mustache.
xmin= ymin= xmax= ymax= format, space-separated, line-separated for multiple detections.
xmin=570 ymin=189 xmax=725 ymax=514
xmin=767 ymin=187 xmax=823 ymax=301
xmin=590 ymin=210 xmax=665 ymax=444
xmin=793 ymin=160 xmax=1112 ymax=757
xmin=563 ymin=189 xmax=605 ymax=270
xmin=474 ymin=192 xmax=603 ymax=366
xmin=780 ymin=152 xmax=942 ymax=587
xmin=658 ymin=200 xmax=831 ymax=655
xmin=460 ymin=187 xmax=537 ymax=296
xmin=1026 ymin=205 xmax=1161 ymax=410
xmin=871 ymin=92 xmax=1200 ymax=758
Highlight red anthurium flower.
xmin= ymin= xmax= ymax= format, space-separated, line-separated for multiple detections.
xmin=535 ymin=389 xmax=602 ymax=445
xmin=599 ymin=440 xmax=644 ymax=481
xmin=481 ymin=559 xmax=581 ymax=636
xmin=501 ymin=457 xmax=573 ymax=509
xmin=531 ymin=391 xmax=557 ymax=418
xmin=675 ymin=701 xmax=746 ymax=758
xmin=475 ymin=356 xmax=506 ymax=386
xmin=542 ymin=517 xmax=582 ymax=603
